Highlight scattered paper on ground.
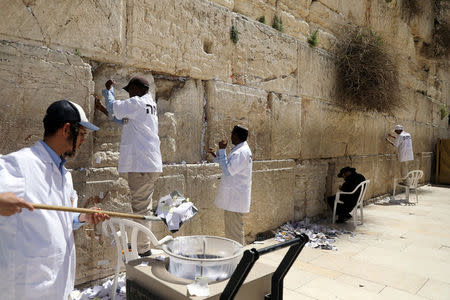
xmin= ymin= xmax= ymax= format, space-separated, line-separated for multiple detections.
xmin=71 ymin=274 xmax=126 ymax=300
xmin=274 ymin=218 xmax=355 ymax=250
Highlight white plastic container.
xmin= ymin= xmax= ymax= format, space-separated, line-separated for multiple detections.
xmin=162 ymin=235 xmax=243 ymax=281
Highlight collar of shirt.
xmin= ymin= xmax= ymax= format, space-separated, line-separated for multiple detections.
xmin=40 ymin=140 xmax=66 ymax=175
xmin=230 ymin=141 xmax=247 ymax=154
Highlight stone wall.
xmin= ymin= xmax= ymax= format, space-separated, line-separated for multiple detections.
xmin=0 ymin=0 xmax=448 ymax=284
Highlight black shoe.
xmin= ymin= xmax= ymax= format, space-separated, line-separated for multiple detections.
xmin=336 ymin=215 xmax=352 ymax=223
xmin=138 ymin=250 xmax=152 ymax=257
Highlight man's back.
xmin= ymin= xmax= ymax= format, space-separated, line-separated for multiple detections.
xmin=113 ymin=93 xmax=163 ymax=173
xmin=395 ymin=131 xmax=414 ymax=162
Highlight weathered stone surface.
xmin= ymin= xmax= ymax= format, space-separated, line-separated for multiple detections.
xmin=247 ymin=160 xmax=295 ymax=239
xmin=298 ymin=44 xmax=337 ymax=100
xmin=210 ymin=0 xmax=234 ymax=10
xmin=157 ymin=79 xmax=205 ymax=163
xmin=318 ymin=0 xmax=367 ymax=26
xmin=0 ymin=40 xmax=94 ymax=168
xmin=233 ymin=0 xmax=311 ymax=32
xmin=0 ymin=0 xmax=125 ymax=61
xmin=308 ymin=1 xmax=347 ymax=36
xmin=269 ymin=92 xmax=302 ymax=159
xmin=206 ymin=80 xmax=270 ymax=160
xmin=368 ymin=0 xmax=416 ymax=57
xmin=295 ymin=160 xmax=329 ymax=220
xmin=231 ymin=15 xmax=298 ymax=95
xmin=128 ymin=0 xmax=232 ymax=80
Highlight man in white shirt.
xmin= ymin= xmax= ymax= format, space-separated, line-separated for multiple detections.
xmin=386 ymin=124 xmax=414 ymax=183
xmin=208 ymin=125 xmax=252 ymax=245
xmin=0 ymin=100 xmax=109 ymax=299
xmin=101 ymin=77 xmax=163 ymax=256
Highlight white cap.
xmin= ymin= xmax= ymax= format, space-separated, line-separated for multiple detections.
xmin=69 ymin=101 xmax=99 ymax=131
xmin=394 ymin=125 xmax=403 ymax=131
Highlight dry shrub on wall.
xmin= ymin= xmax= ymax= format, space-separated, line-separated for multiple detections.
xmin=401 ymin=0 xmax=421 ymax=21
xmin=335 ymin=26 xmax=401 ymax=113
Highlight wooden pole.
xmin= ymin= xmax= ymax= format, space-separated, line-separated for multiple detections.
xmin=32 ymin=203 xmax=161 ymax=221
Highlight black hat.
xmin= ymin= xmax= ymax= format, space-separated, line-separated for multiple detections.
xmin=232 ymin=125 xmax=249 ymax=141
xmin=43 ymin=100 xmax=99 ymax=131
xmin=337 ymin=167 xmax=356 ymax=178
xmin=123 ymin=76 xmax=150 ymax=92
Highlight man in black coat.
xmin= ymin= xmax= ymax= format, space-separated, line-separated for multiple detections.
xmin=327 ymin=167 xmax=366 ymax=223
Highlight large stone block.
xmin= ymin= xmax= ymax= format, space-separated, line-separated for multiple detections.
xmin=269 ymin=92 xmax=302 ymax=159
xmin=297 ymin=44 xmax=337 ymax=101
xmin=294 ymin=160 xmax=329 ymax=220
xmin=233 ymin=0 xmax=310 ymax=41
xmin=0 ymin=40 xmax=94 ymax=168
xmin=0 ymin=0 xmax=125 ymax=61
xmin=128 ymin=0 xmax=232 ymax=80
xmin=317 ymin=0 xmax=367 ymax=26
xmin=205 ymin=80 xmax=271 ymax=160
xmin=231 ymin=15 xmax=298 ymax=95
xmin=247 ymin=160 xmax=295 ymax=238
xmin=157 ymin=79 xmax=205 ymax=163
xmin=308 ymin=1 xmax=347 ymax=36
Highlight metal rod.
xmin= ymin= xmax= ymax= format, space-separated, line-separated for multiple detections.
xmin=268 ymin=234 xmax=309 ymax=300
xmin=220 ymin=249 xmax=260 ymax=300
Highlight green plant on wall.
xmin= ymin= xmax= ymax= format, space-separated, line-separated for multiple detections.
xmin=230 ymin=25 xmax=239 ymax=44
xmin=75 ymin=49 xmax=81 ymax=56
xmin=441 ymin=104 xmax=449 ymax=120
xmin=335 ymin=26 xmax=400 ymax=113
xmin=272 ymin=15 xmax=284 ymax=32
xmin=308 ymin=29 xmax=319 ymax=47
xmin=258 ymin=16 xmax=266 ymax=24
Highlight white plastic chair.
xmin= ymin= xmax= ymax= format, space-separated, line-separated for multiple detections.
xmin=101 ymin=218 xmax=173 ymax=300
xmin=332 ymin=180 xmax=370 ymax=226
xmin=393 ymin=170 xmax=424 ymax=203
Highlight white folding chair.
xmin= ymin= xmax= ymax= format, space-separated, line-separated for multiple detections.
xmin=332 ymin=180 xmax=370 ymax=226
xmin=101 ymin=218 xmax=173 ymax=300
xmin=393 ymin=170 xmax=424 ymax=203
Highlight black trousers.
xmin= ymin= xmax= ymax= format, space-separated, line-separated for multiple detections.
xmin=327 ymin=195 xmax=357 ymax=218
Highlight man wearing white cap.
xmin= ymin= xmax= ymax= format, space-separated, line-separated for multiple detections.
xmin=0 ymin=100 xmax=109 ymax=299
xmin=386 ymin=125 xmax=414 ymax=183
xmin=208 ymin=125 xmax=252 ymax=245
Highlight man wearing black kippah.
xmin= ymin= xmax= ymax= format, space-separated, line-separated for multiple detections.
xmin=208 ymin=125 xmax=252 ymax=245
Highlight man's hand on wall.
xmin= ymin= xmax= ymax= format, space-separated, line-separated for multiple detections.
xmin=219 ymin=140 xmax=227 ymax=149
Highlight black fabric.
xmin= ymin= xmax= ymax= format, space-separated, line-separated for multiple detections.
xmin=329 ymin=172 xmax=366 ymax=219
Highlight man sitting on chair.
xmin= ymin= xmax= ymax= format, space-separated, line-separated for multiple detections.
xmin=327 ymin=167 xmax=366 ymax=223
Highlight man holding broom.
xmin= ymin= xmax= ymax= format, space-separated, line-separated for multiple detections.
xmin=0 ymin=100 xmax=109 ymax=299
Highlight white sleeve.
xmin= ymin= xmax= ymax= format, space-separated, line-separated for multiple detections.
xmin=394 ymin=136 xmax=401 ymax=148
xmin=0 ymin=155 xmax=25 ymax=198
xmin=227 ymin=152 xmax=248 ymax=176
xmin=113 ymin=98 xmax=141 ymax=120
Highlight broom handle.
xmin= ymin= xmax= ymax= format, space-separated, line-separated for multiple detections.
xmin=32 ymin=203 xmax=157 ymax=220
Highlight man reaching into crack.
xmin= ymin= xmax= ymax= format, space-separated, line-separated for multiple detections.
xmin=95 ymin=77 xmax=162 ymax=257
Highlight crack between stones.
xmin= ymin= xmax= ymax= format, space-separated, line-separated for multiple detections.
xmin=22 ymin=1 xmax=49 ymax=46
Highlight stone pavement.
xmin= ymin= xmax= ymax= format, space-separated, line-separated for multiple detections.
xmin=254 ymin=185 xmax=450 ymax=300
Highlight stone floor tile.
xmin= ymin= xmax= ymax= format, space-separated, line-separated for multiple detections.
xmin=335 ymin=274 xmax=385 ymax=294
xmin=416 ymin=279 xmax=450 ymax=300
xmin=283 ymin=288 xmax=317 ymax=300
xmin=296 ymin=277 xmax=380 ymax=300
xmin=378 ymin=286 xmax=429 ymax=300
